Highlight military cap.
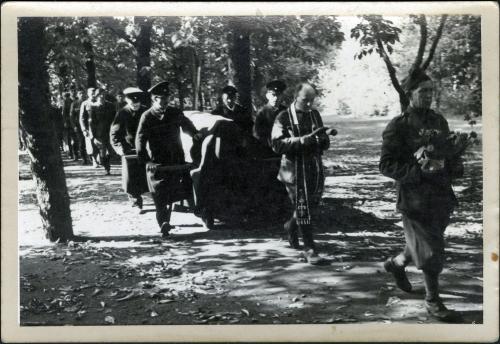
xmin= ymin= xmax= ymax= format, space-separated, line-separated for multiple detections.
xmin=221 ymin=85 xmax=238 ymax=95
xmin=123 ymin=87 xmax=144 ymax=97
xmin=148 ymin=81 xmax=169 ymax=96
xmin=266 ymin=80 xmax=287 ymax=94
xmin=401 ymin=68 xmax=432 ymax=94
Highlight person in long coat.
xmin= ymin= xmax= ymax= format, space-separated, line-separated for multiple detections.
xmin=70 ymin=88 xmax=89 ymax=165
xmin=271 ymin=83 xmax=330 ymax=264
xmin=110 ymin=87 xmax=148 ymax=211
xmin=379 ymin=69 xmax=464 ymax=322
xmin=80 ymin=88 xmax=115 ymax=174
xmin=135 ymin=81 xmax=201 ymax=236
xmin=61 ymin=92 xmax=78 ymax=160
xmin=253 ymin=80 xmax=287 ymax=158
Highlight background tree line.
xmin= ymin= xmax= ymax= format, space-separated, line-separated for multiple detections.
xmin=45 ymin=16 xmax=344 ymax=111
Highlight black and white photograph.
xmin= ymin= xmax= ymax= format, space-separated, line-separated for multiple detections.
xmin=2 ymin=1 xmax=499 ymax=342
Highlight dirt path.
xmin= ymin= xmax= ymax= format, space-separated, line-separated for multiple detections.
xmin=18 ymin=118 xmax=483 ymax=325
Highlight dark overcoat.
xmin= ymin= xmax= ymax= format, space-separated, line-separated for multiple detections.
xmin=211 ymin=104 xmax=253 ymax=136
xmin=110 ymin=104 xmax=147 ymax=156
xmin=253 ymin=103 xmax=286 ymax=157
xmin=379 ymin=108 xmax=463 ymax=218
xmin=135 ymin=106 xmax=197 ymax=201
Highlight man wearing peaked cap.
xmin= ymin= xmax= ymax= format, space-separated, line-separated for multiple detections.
xmin=253 ymin=80 xmax=287 ymax=157
xmin=148 ymin=81 xmax=170 ymax=96
xmin=110 ymin=87 xmax=148 ymax=213
xmin=135 ymin=81 xmax=201 ymax=237
xmin=211 ymin=85 xmax=253 ymax=136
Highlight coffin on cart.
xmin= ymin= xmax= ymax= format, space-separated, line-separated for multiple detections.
xmin=121 ymin=111 xmax=288 ymax=221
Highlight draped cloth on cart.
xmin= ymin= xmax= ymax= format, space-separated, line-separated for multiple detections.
xmin=182 ymin=111 xmax=245 ymax=217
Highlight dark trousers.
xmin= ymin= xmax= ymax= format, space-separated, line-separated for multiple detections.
xmin=74 ymin=127 xmax=89 ymax=162
xmin=64 ymin=127 xmax=79 ymax=158
xmin=151 ymin=193 xmax=172 ymax=227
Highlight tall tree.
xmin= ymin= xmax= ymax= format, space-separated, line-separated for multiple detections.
xmin=80 ymin=18 xmax=97 ymax=88
xmin=101 ymin=16 xmax=153 ymax=92
xmin=134 ymin=17 xmax=153 ymax=91
xmin=18 ymin=17 xmax=73 ymax=242
xmin=228 ymin=17 xmax=252 ymax=112
xmin=352 ymin=15 xmax=447 ymax=111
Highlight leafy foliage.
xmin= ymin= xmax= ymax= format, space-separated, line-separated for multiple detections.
xmin=43 ymin=16 xmax=344 ymax=110
xmin=350 ymin=15 xmax=402 ymax=59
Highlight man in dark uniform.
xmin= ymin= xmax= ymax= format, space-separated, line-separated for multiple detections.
xmin=253 ymin=80 xmax=287 ymax=157
xmin=271 ymin=83 xmax=330 ymax=264
xmin=110 ymin=87 xmax=148 ymax=212
xmin=211 ymin=85 xmax=253 ymax=137
xmin=70 ymin=88 xmax=89 ymax=165
xmin=80 ymin=88 xmax=115 ymax=174
xmin=135 ymin=81 xmax=201 ymax=237
xmin=379 ymin=69 xmax=464 ymax=322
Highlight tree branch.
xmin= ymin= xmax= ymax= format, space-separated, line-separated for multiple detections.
xmin=376 ymin=37 xmax=409 ymax=110
xmin=101 ymin=20 xmax=136 ymax=47
xmin=421 ymin=15 xmax=447 ymax=71
xmin=413 ymin=15 xmax=427 ymax=70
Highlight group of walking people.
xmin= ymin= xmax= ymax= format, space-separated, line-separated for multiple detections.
xmin=53 ymin=67 xmax=465 ymax=322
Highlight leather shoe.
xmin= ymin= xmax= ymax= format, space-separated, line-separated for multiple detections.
xmin=303 ymin=249 xmax=322 ymax=265
xmin=383 ymin=258 xmax=412 ymax=292
xmin=160 ymin=223 xmax=174 ymax=238
xmin=425 ymin=299 xmax=463 ymax=323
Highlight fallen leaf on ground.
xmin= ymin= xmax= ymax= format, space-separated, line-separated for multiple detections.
xmin=241 ymin=309 xmax=250 ymax=316
xmin=63 ymin=306 xmax=79 ymax=313
xmin=104 ymin=315 xmax=115 ymax=324
xmin=92 ymin=288 xmax=102 ymax=296
xmin=158 ymin=299 xmax=175 ymax=304
xmin=386 ymin=296 xmax=401 ymax=307
xmin=100 ymin=301 xmax=106 ymax=308
xmin=287 ymin=302 xmax=305 ymax=309
xmin=116 ymin=291 xmax=137 ymax=302
xmin=150 ymin=311 xmax=159 ymax=317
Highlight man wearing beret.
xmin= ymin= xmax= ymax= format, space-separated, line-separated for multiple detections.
xmin=253 ymin=80 xmax=287 ymax=157
xmin=110 ymin=87 xmax=148 ymax=212
xmin=135 ymin=81 xmax=201 ymax=236
xmin=211 ymin=85 xmax=253 ymax=136
xmin=271 ymin=83 xmax=330 ymax=265
xmin=379 ymin=69 xmax=464 ymax=322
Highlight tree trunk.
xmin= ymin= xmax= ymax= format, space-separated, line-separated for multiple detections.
xmin=80 ymin=19 xmax=96 ymax=88
xmin=196 ymin=63 xmax=202 ymax=111
xmin=135 ymin=16 xmax=152 ymax=92
xmin=176 ymin=80 xmax=185 ymax=110
xmin=18 ymin=17 xmax=73 ymax=242
xmin=229 ymin=21 xmax=252 ymax=112
xmin=190 ymin=48 xmax=200 ymax=110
